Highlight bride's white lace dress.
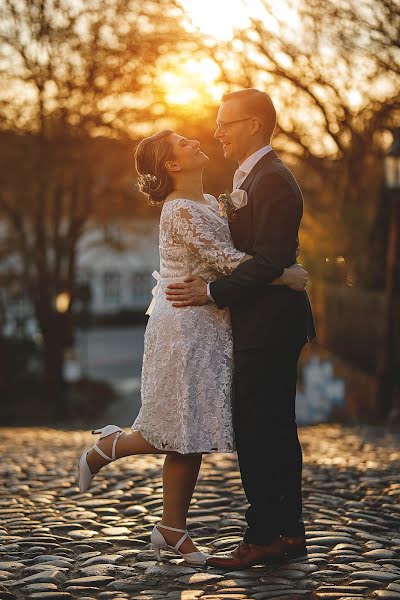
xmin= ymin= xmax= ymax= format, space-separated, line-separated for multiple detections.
xmin=131 ymin=195 xmax=245 ymax=454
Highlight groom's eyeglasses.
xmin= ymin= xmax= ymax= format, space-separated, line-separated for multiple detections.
xmin=215 ymin=117 xmax=253 ymax=134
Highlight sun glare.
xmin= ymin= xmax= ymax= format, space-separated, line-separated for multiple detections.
xmin=160 ymin=58 xmax=223 ymax=108
xmin=180 ymin=0 xmax=301 ymax=41
xmin=180 ymin=0 xmax=252 ymax=40
xmin=161 ymin=1 xmax=302 ymax=114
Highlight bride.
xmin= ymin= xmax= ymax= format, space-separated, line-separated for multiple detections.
xmin=77 ymin=129 xmax=307 ymax=565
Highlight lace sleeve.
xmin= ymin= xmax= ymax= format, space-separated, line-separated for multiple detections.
xmin=172 ymin=201 xmax=245 ymax=275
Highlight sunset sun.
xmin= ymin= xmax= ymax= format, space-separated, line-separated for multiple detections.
xmin=161 ymin=0 xmax=302 ymax=113
xmin=160 ymin=58 xmax=223 ymax=109
xmin=159 ymin=2 xmax=253 ymax=110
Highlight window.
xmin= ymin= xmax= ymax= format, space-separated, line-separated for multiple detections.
xmin=103 ymin=271 xmax=121 ymax=303
xmin=132 ymin=272 xmax=151 ymax=306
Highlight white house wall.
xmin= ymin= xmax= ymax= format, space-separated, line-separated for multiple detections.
xmin=2 ymin=217 xmax=160 ymax=325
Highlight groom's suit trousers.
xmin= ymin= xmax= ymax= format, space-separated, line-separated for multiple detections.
xmin=233 ymin=336 xmax=306 ymax=545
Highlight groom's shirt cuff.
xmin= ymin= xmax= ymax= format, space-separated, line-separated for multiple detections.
xmin=207 ymin=283 xmax=215 ymax=303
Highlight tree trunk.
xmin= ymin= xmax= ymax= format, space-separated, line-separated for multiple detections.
xmin=36 ymin=299 xmax=72 ymax=421
xmin=42 ymin=319 xmax=65 ymax=421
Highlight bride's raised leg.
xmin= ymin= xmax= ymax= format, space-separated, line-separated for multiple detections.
xmin=85 ymin=429 xmax=165 ymax=475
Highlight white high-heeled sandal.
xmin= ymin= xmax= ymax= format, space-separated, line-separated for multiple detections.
xmin=151 ymin=523 xmax=210 ymax=565
xmin=78 ymin=425 xmax=124 ymax=493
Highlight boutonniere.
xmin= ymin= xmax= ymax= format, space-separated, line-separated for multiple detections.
xmin=218 ymin=189 xmax=248 ymax=219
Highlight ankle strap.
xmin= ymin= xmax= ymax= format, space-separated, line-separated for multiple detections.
xmin=92 ymin=430 xmax=123 ymax=462
xmin=111 ymin=430 xmax=122 ymax=460
xmin=175 ymin=531 xmax=189 ymax=552
xmin=157 ymin=523 xmax=186 ymax=534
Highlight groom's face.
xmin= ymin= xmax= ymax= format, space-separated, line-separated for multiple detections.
xmin=214 ymin=99 xmax=253 ymax=162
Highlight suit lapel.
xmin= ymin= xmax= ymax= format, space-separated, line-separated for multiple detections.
xmin=239 ymin=150 xmax=277 ymax=193
xmin=231 ymin=150 xmax=278 ymax=242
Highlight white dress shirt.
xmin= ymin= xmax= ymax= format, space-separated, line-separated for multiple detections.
xmin=207 ymin=145 xmax=273 ymax=302
xmin=232 ymin=144 xmax=273 ymax=190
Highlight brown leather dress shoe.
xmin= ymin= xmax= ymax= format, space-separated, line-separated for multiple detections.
xmin=206 ymin=538 xmax=285 ymax=569
xmin=281 ymin=535 xmax=307 ymax=559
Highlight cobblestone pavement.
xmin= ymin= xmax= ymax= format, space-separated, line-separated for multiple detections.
xmin=1 ymin=424 xmax=400 ymax=600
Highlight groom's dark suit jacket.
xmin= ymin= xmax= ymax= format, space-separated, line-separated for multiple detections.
xmin=209 ymin=150 xmax=316 ymax=351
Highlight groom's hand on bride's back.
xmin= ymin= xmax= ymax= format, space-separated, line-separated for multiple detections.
xmin=279 ymin=263 xmax=308 ymax=291
xmin=166 ymin=276 xmax=209 ymax=307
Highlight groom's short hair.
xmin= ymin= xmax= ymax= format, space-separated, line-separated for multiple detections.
xmin=222 ymin=89 xmax=276 ymax=141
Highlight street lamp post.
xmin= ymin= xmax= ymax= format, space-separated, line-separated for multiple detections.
xmin=377 ymin=128 xmax=400 ymax=418
xmin=53 ymin=289 xmax=72 ymax=419
xmin=72 ymin=281 xmax=92 ymax=384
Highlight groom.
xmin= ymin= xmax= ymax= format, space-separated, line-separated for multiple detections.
xmin=166 ymin=89 xmax=316 ymax=568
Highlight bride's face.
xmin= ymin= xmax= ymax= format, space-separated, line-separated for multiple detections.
xmin=166 ymin=133 xmax=209 ymax=174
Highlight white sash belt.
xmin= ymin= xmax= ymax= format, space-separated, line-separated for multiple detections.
xmin=145 ymin=270 xmax=186 ymax=316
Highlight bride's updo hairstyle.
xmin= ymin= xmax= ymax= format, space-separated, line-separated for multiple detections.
xmin=135 ymin=130 xmax=175 ymax=205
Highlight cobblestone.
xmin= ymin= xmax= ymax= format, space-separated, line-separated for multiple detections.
xmin=1 ymin=424 xmax=400 ymax=599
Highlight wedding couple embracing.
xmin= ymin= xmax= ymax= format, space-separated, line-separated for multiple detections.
xmin=78 ymin=88 xmax=316 ymax=569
